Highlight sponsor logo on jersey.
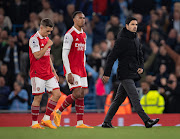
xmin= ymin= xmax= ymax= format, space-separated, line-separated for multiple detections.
xmin=75 ymin=43 xmax=85 ymax=51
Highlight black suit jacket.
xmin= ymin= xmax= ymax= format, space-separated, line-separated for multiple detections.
xmin=104 ymin=27 xmax=144 ymax=81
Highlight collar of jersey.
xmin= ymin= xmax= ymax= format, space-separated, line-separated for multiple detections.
xmin=72 ymin=26 xmax=83 ymax=34
xmin=37 ymin=31 xmax=46 ymax=39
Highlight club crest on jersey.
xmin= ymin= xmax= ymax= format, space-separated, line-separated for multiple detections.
xmin=37 ymin=87 xmax=40 ymax=91
xmin=75 ymin=43 xmax=85 ymax=51
xmin=75 ymin=81 xmax=78 ymax=85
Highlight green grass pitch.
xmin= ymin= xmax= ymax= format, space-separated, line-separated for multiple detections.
xmin=0 ymin=126 xmax=179 ymax=139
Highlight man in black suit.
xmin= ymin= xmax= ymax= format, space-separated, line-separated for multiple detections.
xmin=102 ymin=17 xmax=159 ymax=128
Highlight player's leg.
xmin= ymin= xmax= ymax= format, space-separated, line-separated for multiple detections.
xmin=41 ymin=77 xmax=61 ymax=129
xmin=31 ymin=77 xmax=45 ymax=129
xmin=75 ymin=77 xmax=93 ymax=128
xmin=56 ymin=74 xmax=81 ymax=113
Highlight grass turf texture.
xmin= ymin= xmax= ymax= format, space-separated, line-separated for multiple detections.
xmin=0 ymin=126 xmax=179 ymax=139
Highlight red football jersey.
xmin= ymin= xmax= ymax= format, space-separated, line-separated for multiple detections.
xmin=29 ymin=32 xmax=54 ymax=80
xmin=63 ymin=26 xmax=87 ymax=77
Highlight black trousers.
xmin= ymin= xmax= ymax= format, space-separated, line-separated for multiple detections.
xmin=104 ymin=79 xmax=150 ymax=123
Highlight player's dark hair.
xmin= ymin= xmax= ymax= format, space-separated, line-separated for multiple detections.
xmin=40 ymin=18 xmax=54 ymax=27
xmin=125 ymin=16 xmax=137 ymax=25
xmin=72 ymin=11 xmax=83 ymax=19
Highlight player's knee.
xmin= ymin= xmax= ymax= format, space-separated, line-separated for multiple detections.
xmin=72 ymin=92 xmax=81 ymax=98
xmin=56 ymin=91 xmax=61 ymax=98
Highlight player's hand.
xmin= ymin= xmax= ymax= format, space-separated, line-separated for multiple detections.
xmin=47 ymin=39 xmax=53 ymax=46
xmin=68 ymin=73 xmax=74 ymax=84
xmin=102 ymin=76 xmax=109 ymax=84
xmin=137 ymin=68 xmax=143 ymax=74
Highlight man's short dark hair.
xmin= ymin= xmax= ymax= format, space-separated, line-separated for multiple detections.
xmin=72 ymin=11 xmax=83 ymax=18
xmin=40 ymin=18 xmax=54 ymax=27
xmin=125 ymin=16 xmax=137 ymax=25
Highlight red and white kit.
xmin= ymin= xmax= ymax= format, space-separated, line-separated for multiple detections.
xmin=29 ymin=31 xmax=59 ymax=95
xmin=63 ymin=26 xmax=88 ymax=90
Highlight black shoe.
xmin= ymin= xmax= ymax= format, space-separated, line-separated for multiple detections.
xmin=145 ymin=118 xmax=160 ymax=128
xmin=102 ymin=122 xmax=114 ymax=128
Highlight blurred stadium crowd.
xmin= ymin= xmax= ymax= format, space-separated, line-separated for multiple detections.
xmin=0 ymin=0 xmax=180 ymax=113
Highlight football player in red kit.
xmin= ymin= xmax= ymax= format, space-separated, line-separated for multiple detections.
xmin=29 ymin=18 xmax=61 ymax=129
xmin=54 ymin=11 xmax=93 ymax=128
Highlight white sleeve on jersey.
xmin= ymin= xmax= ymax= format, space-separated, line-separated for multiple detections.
xmin=29 ymin=37 xmax=40 ymax=53
xmin=84 ymin=53 xmax=86 ymax=66
xmin=62 ymin=49 xmax=72 ymax=74
xmin=63 ymin=33 xmax=73 ymax=50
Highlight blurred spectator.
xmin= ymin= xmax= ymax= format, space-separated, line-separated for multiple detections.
xmin=51 ymin=35 xmax=63 ymax=74
xmin=93 ymin=0 xmax=108 ymax=15
xmin=140 ymin=41 xmax=159 ymax=82
xmin=1 ymin=36 xmax=20 ymax=76
xmin=111 ymin=0 xmax=130 ymax=25
xmin=174 ymin=34 xmax=180 ymax=54
xmin=155 ymin=64 xmax=169 ymax=86
xmin=100 ymin=40 xmax=111 ymax=68
xmin=29 ymin=12 xmax=40 ymax=30
xmin=50 ymin=26 xmax=61 ymax=39
xmin=8 ymin=81 xmax=28 ymax=111
xmin=141 ymin=81 xmax=150 ymax=95
xmin=8 ymin=0 xmax=29 ymax=24
xmin=169 ymin=4 xmax=180 ymax=34
xmin=0 ymin=76 xmax=10 ymax=109
xmin=149 ymin=45 xmax=175 ymax=75
xmin=95 ymin=67 xmax=106 ymax=109
xmin=0 ymin=63 xmax=13 ymax=88
xmin=83 ymin=17 xmax=93 ymax=55
xmin=38 ymin=0 xmax=54 ymax=21
xmin=0 ymin=30 xmax=8 ymax=49
xmin=0 ymin=7 xmax=12 ymax=31
xmin=87 ymin=44 xmax=102 ymax=72
xmin=145 ymin=75 xmax=156 ymax=85
xmin=53 ymin=12 xmax=67 ymax=36
xmin=26 ymin=21 xmax=38 ymax=39
xmin=17 ymin=30 xmax=29 ymax=75
xmin=91 ymin=12 xmax=106 ymax=44
xmin=105 ymin=15 xmax=123 ymax=39
xmin=75 ymin=0 xmax=93 ymax=16
xmin=166 ymin=73 xmax=180 ymax=113
xmin=162 ymin=40 xmax=180 ymax=80
xmin=64 ymin=3 xmax=75 ymax=30
xmin=140 ymin=84 xmax=165 ymax=114
xmin=106 ymin=31 xmax=115 ymax=49
xmin=166 ymin=28 xmax=177 ymax=49
xmin=16 ymin=73 xmax=32 ymax=108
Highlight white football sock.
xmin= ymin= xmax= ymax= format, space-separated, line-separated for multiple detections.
xmin=32 ymin=121 xmax=38 ymax=126
xmin=42 ymin=115 xmax=50 ymax=121
xmin=77 ymin=120 xmax=83 ymax=126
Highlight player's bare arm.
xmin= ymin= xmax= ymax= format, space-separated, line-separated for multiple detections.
xmin=50 ymin=57 xmax=59 ymax=82
xmin=33 ymin=39 xmax=53 ymax=60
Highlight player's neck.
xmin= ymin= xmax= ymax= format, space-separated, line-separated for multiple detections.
xmin=74 ymin=25 xmax=82 ymax=32
xmin=38 ymin=30 xmax=45 ymax=38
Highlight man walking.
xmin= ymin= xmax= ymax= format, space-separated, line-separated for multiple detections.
xmin=102 ymin=17 xmax=159 ymax=128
